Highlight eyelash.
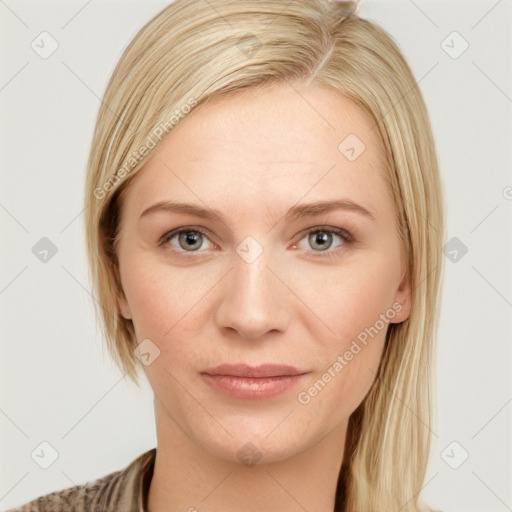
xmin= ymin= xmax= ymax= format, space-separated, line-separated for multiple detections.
xmin=158 ymin=225 xmax=354 ymax=260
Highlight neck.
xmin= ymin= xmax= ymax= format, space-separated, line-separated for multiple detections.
xmin=147 ymin=400 xmax=348 ymax=512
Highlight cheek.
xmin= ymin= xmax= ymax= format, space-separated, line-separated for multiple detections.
xmin=119 ymin=253 xmax=221 ymax=352
xmin=286 ymin=253 xmax=395 ymax=407
xmin=286 ymin=251 xmax=399 ymax=347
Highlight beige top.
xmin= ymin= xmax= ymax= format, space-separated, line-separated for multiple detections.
xmin=6 ymin=448 xmax=156 ymax=512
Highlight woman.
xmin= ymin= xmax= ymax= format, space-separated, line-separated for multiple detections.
xmin=7 ymin=0 xmax=445 ymax=510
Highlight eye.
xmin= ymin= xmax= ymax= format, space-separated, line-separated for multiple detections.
xmin=159 ymin=227 xmax=214 ymax=253
xmin=159 ymin=225 xmax=354 ymax=259
xmin=294 ymin=227 xmax=353 ymax=257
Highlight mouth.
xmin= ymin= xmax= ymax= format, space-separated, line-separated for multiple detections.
xmin=203 ymin=363 xmax=305 ymax=378
xmin=200 ymin=363 xmax=308 ymax=399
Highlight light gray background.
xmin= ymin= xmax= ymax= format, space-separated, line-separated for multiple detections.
xmin=1 ymin=1 xmax=511 ymax=511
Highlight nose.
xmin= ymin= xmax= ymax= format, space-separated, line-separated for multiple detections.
xmin=213 ymin=247 xmax=291 ymax=340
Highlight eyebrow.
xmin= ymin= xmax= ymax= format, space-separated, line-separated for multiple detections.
xmin=138 ymin=199 xmax=376 ymax=223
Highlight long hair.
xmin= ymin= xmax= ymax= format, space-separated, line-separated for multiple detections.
xmin=83 ymin=1 xmax=445 ymax=510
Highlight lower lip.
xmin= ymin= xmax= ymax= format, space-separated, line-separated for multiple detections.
xmin=201 ymin=374 xmax=306 ymax=399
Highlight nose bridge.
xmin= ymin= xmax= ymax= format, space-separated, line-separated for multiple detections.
xmin=231 ymin=239 xmax=275 ymax=310
xmin=234 ymin=245 xmax=269 ymax=295
xmin=214 ymin=236 xmax=288 ymax=338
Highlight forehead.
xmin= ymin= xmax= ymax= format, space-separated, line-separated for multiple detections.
xmin=121 ymin=82 xmax=391 ymax=221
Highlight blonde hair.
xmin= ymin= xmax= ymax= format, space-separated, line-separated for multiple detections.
xmin=83 ymin=1 xmax=445 ymax=510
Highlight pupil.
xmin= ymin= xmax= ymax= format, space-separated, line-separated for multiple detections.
xmin=312 ymin=232 xmax=332 ymax=250
xmin=180 ymin=231 xmax=202 ymax=250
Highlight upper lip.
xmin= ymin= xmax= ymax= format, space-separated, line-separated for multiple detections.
xmin=202 ymin=363 xmax=305 ymax=378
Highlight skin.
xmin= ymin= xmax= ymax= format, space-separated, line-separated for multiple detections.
xmin=116 ymin=82 xmax=411 ymax=512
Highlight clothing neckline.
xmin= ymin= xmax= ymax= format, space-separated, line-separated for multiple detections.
xmin=137 ymin=448 xmax=157 ymax=512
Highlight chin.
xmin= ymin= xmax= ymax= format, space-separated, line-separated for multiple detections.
xmin=188 ymin=414 xmax=314 ymax=467
xmin=208 ymin=434 xmax=305 ymax=467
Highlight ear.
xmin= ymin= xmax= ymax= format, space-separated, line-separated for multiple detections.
xmin=117 ymin=292 xmax=132 ymax=320
xmin=390 ymin=269 xmax=411 ymax=324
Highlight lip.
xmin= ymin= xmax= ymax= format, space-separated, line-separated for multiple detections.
xmin=203 ymin=363 xmax=304 ymax=378
xmin=201 ymin=363 xmax=308 ymax=399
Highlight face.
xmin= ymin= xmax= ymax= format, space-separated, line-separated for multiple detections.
xmin=115 ymin=83 xmax=411 ymax=465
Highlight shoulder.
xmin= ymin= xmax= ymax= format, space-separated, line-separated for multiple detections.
xmin=5 ymin=448 xmax=156 ymax=512
xmin=4 ymin=471 xmax=118 ymax=512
